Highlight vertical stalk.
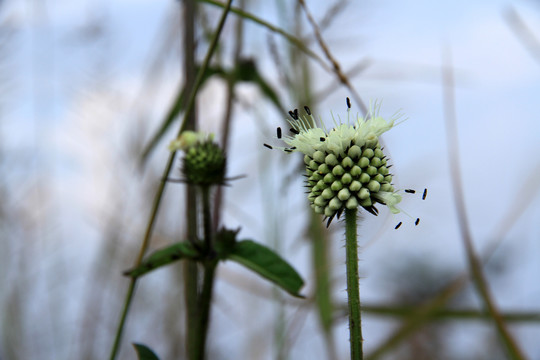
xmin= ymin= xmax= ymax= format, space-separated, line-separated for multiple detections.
xmin=345 ymin=208 xmax=363 ymax=360
xmin=182 ymin=1 xmax=199 ymax=359
xmin=194 ymin=186 xmax=216 ymax=360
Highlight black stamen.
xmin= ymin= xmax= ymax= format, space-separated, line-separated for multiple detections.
xmin=320 ymin=137 xmax=325 ymax=142
xmin=405 ymin=189 xmax=416 ymax=194
xmin=422 ymin=188 xmax=427 ymax=200
xmin=346 ymin=97 xmax=351 ymax=109
xmin=277 ymin=127 xmax=282 ymax=139
xmin=415 ymin=218 xmax=420 ymax=226
xmin=394 ymin=222 xmax=402 ymax=229
xmin=304 ymin=106 xmax=311 ymax=115
xmin=290 ymin=146 xmax=297 ymax=149
xmin=263 ymin=143 xmax=273 ymax=149
xmin=284 ymin=149 xmax=293 ymax=153
xmin=288 ymin=110 xmax=295 ymax=119
xmin=294 ymin=108 xmax=299 ymax=119
xmin=290 ymin=128 xmax=300 ymax=135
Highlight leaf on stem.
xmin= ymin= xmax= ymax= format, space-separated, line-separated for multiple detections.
xmin=123 ymin=242 xmax=200 ymax=278
xmin=133 ymin=343 xmax=161 ymax=360
xmin=228 ymin=240 xmax=305 ymax=298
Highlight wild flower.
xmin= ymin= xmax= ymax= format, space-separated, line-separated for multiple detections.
xmin=267 ymin=102 xmax=404 ymax=225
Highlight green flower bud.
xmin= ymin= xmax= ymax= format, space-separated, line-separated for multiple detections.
xmin=313 ymin=150 xmax=326 ymax=163
xmin=365 ymin=136 xmax=378 ymax=148
xmin=380 ymin=183 xmax=393 ymax=192
xmin=332 ymin=165 xmax=345 ymax=176
xmin=321 ymin=188 xmax=335 ymax=199
xmin=359 ymin=157 xmax=370 ymax=168
xmin=346 ymin=197 xmax=359 ymax=209
xmin=374 ymin=174 xmax=384 ymax=183
xmin=360 ymin=173 xmax=371 ymax=183
xmin=348 ymin=145 xmax=362 ymax=159
xmin=314 ymin=206 xmax=324 ymax=214
xmin=370 ymin=157 xmax=382 ymax=167
xmin=304 ymin=155 xmax=311 ymax=165
xmin=367 ymin=166 xmax=378 ymax=176
xmin=362 ymin=148 xmax=374 ymax=159
xmin=325 ymin=154 xmax=339 ymax=166
xmin=342 ymin=156 xmax=354 ymax=168
xmin=314 ymin=195 xmax=326 ymax=207
xmin=341 ymin=173 xmax=353 ymax=185
xmin=350 ymin=180 xmax=362 ymax=192
xmin=324 ymin=206 xmax=334 ymax=217
xmin=309 ymin=160 xmax=319 ymax=170
xmin=337 ymin=188 xmax=351 ymax=201
xmin=323 ymin=173 xmax=335 ymax=183
xmin=360 ymin=198 xmax=372 ymax=207
xmin=329 ymin=197 xmax=342 ymax=211
xmin=384 ymin=175 xmax=393 ymax=183
xmin=351 ymin=165 xmax=362 ymax=177
xmin=378 ymin=166 xmax=388 ymax=175
xmin=374 ymin=148 xmax=384 ymax=158
xmin=368 ymin=180 xmax=381 ymax=192
xmin=318 ymin=163 xmax=330 ymax=174
xmin=358 ymin=188 xmax=370 ymax=200
xmin=331 ymin=181 xmax=343 ymax=191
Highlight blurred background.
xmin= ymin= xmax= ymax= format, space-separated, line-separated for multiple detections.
xmin=1 ymin=0 xmax=540 ymax=359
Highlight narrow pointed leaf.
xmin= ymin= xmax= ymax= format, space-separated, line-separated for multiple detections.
xmin=123 ymin=242 xmax=200 ymax=278
xmin=133 ymin=343 xmax=160 ymax=360
xmin=229 ymin=240 xmax=304 ymax=298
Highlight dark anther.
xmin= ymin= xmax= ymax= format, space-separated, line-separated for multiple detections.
xmin=288 ymin=110 xmax=295 ymax=119
xmin=320 ymin=137 xmax=325 ymax=142
xmin=394 ymin=222 xmax=402 ymax=229
xmin=277 ymin=127 xmax=282 ymax=139
xmin=304 ymin=106 xmax=311 ymax=115
xmin=290 ymin=128 xmax=300 ymax=135
xmin=294 ymin=108 xmax=299 ymax=119
xmin=346 ymin=97 xmax=351 ymax=109
xmin=284 ymin=149 xmax=293 ymax=153
xmin=422 ymin=188 xmax=427 ymax=200
xmin=405 ymin=189 xmax=416 ymax=194
xmin=263 ymin=143 xmax=273 ymax=149
xmin=415 ymin=218 xmax=420 ymax=226
xmin=290 ymin=146 xmax=297 ymax=149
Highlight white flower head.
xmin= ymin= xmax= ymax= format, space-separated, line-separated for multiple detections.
xmin=268 ymin=101 xmax=407 ymax=226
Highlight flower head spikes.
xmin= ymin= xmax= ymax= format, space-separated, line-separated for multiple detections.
xmin=270 ymin=100 xmax=405 ymax=226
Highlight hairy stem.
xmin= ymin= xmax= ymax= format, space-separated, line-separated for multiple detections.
xmin=345 ymin=208 xmax=363 ymax=360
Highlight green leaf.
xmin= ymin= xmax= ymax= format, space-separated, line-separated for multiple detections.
xmin=123 ymin=242 xmax=200 ymax=278
xmin=133 ymin=343 xmax=160 ymax=360
xmin=228 ymin=240 xmax=305 ymax=298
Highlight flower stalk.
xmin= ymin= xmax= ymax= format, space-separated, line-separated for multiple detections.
xmin=345 ymin=208 xmax=363 ymax=359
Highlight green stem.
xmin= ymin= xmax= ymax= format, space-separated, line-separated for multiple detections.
xmin=193 ymin=186 xmax=216 ymax=360
xmin=345 ymin=208 xmax=363 ymax=360
xmin=196 ymin=261 xmax=217 ymax=360
xmin=183 ymin=0 xmax=199 ymax=358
